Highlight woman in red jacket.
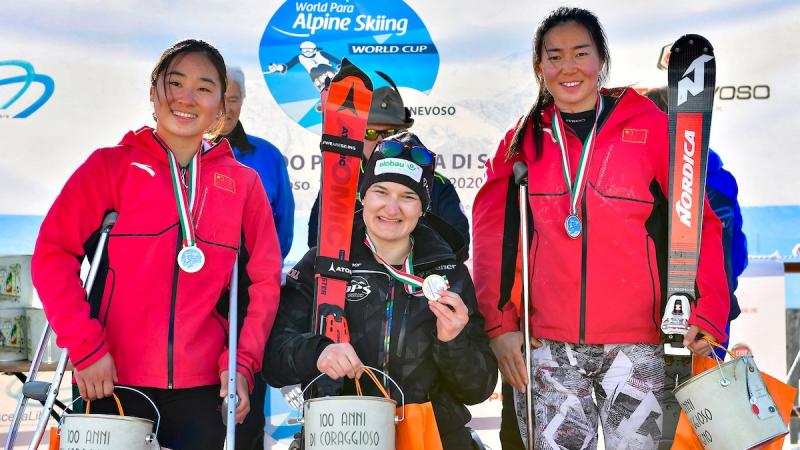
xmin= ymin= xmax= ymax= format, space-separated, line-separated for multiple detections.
xmin=472 ymin=7 xmax=730 ymax=449
xmin=31 ymin=40 xmax=282 ymax=450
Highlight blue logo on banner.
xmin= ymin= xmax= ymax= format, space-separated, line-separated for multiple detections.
xmin=259 ymin=0 xmax=439 ymax=132
xmin=0 ymin=61 xmax=55 ymax=118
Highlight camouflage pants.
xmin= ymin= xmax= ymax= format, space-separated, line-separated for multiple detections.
xmin=514 ymin=340 xmax=666 ymax=450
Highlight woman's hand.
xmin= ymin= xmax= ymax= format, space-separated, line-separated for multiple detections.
xmin=317 ymin=343 xmax=363 ymax=380
xmin=429 ymin=291 xmax=469 ymax=343
xmin=684 ymin=325 xmax=714 ymax=356
xmin=489 ymin=331 xmax=542 ymax=392
xmin=220 ymin=371 xmax=250 ymax=424
xmin=74 ymin=352 xmax=117 ymax=400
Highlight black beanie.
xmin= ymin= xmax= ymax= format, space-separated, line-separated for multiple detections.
xmin=360 ymin=131 xmax=435 ymax=212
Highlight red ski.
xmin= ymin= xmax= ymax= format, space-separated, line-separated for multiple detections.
xmin=313 ymin=59 xmax=373 ymax=344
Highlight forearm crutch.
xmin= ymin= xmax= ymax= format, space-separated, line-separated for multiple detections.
xmin=513 ymin=162 xmax=534 ymax=450
xmin=223 ymin=257 xmax=239 ymax=449
xmin=5 ymin=211 xmax=118 ymax=450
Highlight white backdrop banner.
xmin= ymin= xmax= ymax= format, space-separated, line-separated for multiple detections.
xmin=2 ymin=2 xmax=799 ymax=448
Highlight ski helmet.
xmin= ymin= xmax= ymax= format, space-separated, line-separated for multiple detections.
xmin=299 ymin=41 xmax=317 ymax=57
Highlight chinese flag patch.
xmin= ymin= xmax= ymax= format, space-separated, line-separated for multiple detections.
xmin=214 ymin=172 xmax=235 ymax=193
xmin=622 ymin=128 xmax=647 ymax=144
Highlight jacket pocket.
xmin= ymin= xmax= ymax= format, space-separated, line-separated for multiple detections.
xmin=594 ymin=142 xmax=656 ymax=203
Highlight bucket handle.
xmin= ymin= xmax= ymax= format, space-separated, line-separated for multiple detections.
xmin=80 ymin=386 xmax=162 ymax=437
xmin=701 ymin=337 xmax=738 ymax=387
xmin=299 ymin=365 xmax=406 ymax=423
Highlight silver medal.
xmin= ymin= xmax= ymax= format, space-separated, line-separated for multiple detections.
xmin=178 ymin=246 xmax=205 ymax=273
xmin=422 ymin=274 xmax=449 ymax=301
xmin=565 ymin=214 xmax=582 ymax=239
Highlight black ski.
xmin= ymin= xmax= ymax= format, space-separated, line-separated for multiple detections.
xmin=660 ymin=34 xmax=716 ymax=450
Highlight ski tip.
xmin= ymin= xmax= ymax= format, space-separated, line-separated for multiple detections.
xmin=671 ymin=34 xmax=714 ymax=55
xmin=332 ymin=58 xmax=373 ymax=90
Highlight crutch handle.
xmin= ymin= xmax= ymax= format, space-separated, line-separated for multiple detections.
xmin=21 ymin=381 xmax=51 ymax=403
xmin=101 ymin=211 xmax=119 ymax=229
xmin=513 ymin=161 xmax=529 ymax=186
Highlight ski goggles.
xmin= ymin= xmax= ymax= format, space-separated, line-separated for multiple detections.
xmin=377 ymin=140 xmax=435 ymax=167
xmin=365 ymin=128 xmax=402 ymax=141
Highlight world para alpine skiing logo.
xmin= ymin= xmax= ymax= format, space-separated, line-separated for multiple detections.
xmin=0 ymin=60 xmax=55 ymax=118
xmin=677 ymin=54 xmax=713 ymax=106
xmin=259 ymin=0 xmax=439 ymax=132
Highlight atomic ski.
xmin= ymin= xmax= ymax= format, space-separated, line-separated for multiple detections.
xmin=661 ymin=34 xmax=716 ymax=343
xmin=313 ymin=59 xmax=373 ymax=346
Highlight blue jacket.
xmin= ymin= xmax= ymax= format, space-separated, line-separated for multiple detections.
xmin=225 ymin=123 xmax=294 ymax=260
xmin=706 ymin=149 xmax=747 ymax=321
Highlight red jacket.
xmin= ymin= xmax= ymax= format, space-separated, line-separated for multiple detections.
xmin=472 ymin=89 xmax=729 ymax=345
xmin=32 ymin=127 xmax=282 ymax=390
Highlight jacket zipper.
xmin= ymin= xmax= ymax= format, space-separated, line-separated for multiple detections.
xmin=579 ymin=194 xmax=588 ymax=344
xmin=167 ymin=229 xmax=181 ymax=389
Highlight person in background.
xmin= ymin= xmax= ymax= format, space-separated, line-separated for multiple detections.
xmin=217 ymin=66 xmax=296 ymax=450
xmin=220 ymin=66 xmax=294 ymax=261
xmin=307 ymin=73 xmax=471 ymax=255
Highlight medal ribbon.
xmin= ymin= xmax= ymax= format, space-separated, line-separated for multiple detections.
xmin=166 ymin=149 xmax=200 ymax=247
xmin=364 ymin=233 xmax=424 ymax=297
xmin=551 ymin=94 xmax=604 ymax=216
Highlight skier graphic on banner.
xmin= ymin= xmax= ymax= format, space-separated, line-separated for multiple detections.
xmin=266 ymin=41 xmax=342 ymax=92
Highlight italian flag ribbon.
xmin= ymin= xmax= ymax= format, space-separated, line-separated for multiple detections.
xmin=165 ymin=149 xmax=200 ymax=247
xmin=364 ymin=233 xmax=425 ymax=297
xmin=551 ymin=94 xmax=604 ymax=216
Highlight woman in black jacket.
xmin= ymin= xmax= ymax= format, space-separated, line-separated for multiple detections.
xmin=264 ymin=132 xmax=497 ymax=448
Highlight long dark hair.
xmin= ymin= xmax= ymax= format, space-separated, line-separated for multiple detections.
xmin=150 ymin=39 xmax=227 ymax=136
xmin=507 ymin=7 xmax=610 ymax=160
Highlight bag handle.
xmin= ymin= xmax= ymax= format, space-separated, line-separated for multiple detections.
xmin=78 ymin=386 xmax=161 ymax=436
xmin=85 ymin=393 xmax=124 ymax=416
xmin=354 ymin=366 xmax=390 ymax=398
xmin=701 ymin=336 xmax=737 ymax=360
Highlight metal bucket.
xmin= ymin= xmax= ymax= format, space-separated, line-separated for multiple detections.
xmin=673 ymin=355 xmax=788 ymax=449
xmin=0 ymin=307 xmax=27 ymax=361
xmin=59 ymin=387 xmax=161 ymax=450
xmin=299 ymin=366 xmax=404 ymax=450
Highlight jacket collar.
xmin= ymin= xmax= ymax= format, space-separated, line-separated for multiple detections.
xmin=119 ymin=126 xmax=233 ymax=166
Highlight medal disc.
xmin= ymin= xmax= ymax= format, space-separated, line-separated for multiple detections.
xmin=422 ymin=274 xmax=449 ymax=301
xmin=178 ymin=246 xmax=205 ymax=273
xmin=565 ymin=214 xmax=582 ymax=239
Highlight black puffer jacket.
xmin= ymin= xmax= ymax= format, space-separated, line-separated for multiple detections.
xmin=264 ymin=216 xmax=496 ymax=449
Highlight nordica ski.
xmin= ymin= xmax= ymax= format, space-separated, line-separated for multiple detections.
xmin=661 ymin=34 xmax=716 ymax=342
xmin=313 ymin=59 xmax=373 ymax=346
xmin=659 ymin=35 xmax=716 ymax=448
